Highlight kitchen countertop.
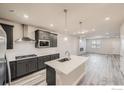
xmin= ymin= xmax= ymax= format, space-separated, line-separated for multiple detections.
xmin=6 ymin=53 xmax=59 ymax=62
xmin=45 ymin=55 xmax=88 ymax=75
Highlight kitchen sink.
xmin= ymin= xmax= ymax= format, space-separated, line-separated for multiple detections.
xmin=58 ymin=58 xmax=70 ymax=62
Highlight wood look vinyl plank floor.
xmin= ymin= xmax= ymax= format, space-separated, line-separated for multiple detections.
xmin=79 ymin=54 xmax=124 ymax=85
xmin=11 ymin=69 xmax=47 ymax=85
xmin=11 ymin=54 xmax=124 ymax=85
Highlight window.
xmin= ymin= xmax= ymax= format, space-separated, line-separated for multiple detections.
xmin=91 ymin=40 xmax=101 ymax=48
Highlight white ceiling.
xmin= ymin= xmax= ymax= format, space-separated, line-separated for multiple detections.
xmin=0 ymin=3 xmax=124 ymax=37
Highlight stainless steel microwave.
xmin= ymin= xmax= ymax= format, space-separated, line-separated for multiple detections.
xmin=38 ymin=40 xmax=50 ymax=48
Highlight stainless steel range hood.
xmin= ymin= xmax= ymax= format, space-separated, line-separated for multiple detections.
xmin=15 ymin=24 xmax=35 ymax=42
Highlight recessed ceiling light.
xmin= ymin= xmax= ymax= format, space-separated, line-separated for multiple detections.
xmin=105 ymin=17 xmax=110 ymax=21
xmin=81 ymin=32 xmax=85 ymax=34
xmin=24 ymin=14 xmax=29 ymax=19
xmin=64 ymin=37 xmax=68 ymax=41
xmin=50 ymin=24 xmax=54 ymax=27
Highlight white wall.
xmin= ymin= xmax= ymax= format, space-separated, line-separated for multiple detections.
xmin=86 ymin=37 xmax=120 ymax=54
xmin=0 ymin=19 xmax=79 ymax=61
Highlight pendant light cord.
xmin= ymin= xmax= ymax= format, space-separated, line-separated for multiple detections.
xmin=79 ymin=21 xmax=82 ymax=32
xmin=22 ymin=24 xmax=24 ymax=37
xmin=64 ymin=9 xmax=68 ymax=31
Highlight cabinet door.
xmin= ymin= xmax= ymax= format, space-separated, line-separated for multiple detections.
xmin=50 ymin=33 xmax=57 ymax=47
xmin=46 ymin=66 xmax=56 ymax=85
xmin=37 ymin=56 xmax=45 ymax=70
xmin=16 ymin=60 xmax=27 ymax=77
xmin=27 ymin=58 xmax=37 ymax=73
xmin=55 ymin=53 xmax=60 ymax=59
xmin=0 ymin=23 xmax=13 ymax=49
xmin=38 ymin=55 xmax=51 ymax=70
xmin=35 ymin=30 xmax=39 ymax=41
xmin=10 ymin=61 xmax=16 ymax=80
xmin=39 ymin=31 xmax=50 ymax=40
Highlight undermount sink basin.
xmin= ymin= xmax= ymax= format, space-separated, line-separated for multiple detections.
xmin=58 ymin=58 xmax=70 ymax=62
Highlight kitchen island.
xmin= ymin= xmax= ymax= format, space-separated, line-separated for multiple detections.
xmin=45 ymin=55 xmax=88 ymax=85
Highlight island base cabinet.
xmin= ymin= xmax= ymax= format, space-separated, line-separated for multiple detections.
xmin=46 ymin=65 xmax=56 ymax=85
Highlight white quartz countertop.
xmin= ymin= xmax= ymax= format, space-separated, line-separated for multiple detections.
xmin=45 ymin=55 xmax=88 ymax=75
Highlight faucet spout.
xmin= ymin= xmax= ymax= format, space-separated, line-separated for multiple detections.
xmin=65 ymin=50 xmax=71 ymax=60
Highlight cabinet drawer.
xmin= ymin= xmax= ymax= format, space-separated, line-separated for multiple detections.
xmin=51 ymin=53 xmax=60 ymax=60
xmin=42 ymin=55 xmax=51 ymax=62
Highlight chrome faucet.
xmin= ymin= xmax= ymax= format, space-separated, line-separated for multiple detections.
xmin=65 ymin=50 xmax=71 ymax=60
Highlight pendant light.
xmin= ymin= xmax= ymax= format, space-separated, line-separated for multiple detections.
xmin=64 ymin=9 xmax=68 ymax=31
xmin=79 ymin=21 xmax=88 ymax=34
xmin=79 ymin=21 xmax=82 ymax=34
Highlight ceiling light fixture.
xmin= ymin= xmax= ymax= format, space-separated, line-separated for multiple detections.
xmin=80 ymin=39 xmax=82 ymax=43
xmin=50 ymin=24 xmax=54 ymax=27
xmin=81 ymin=32 xmax=85 ymax=34
xmin=64 ymin=9 xmax=68 ymax=31
xmin=105 ymin=17 xmax=110 ymax=21
xmin=24 ymin=14 xmax=29 ymax=19
xmin=79 ymin=21 xmax=85 ymax=34
xmin=64 ymin=37 xmax=68 ymax=41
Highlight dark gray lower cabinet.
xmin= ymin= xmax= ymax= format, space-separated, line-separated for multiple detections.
xmin=38 ymin=55 xmax=51 ymax=70
xmin=16 ymin=60 xmax=27 ymax=77
xmin=17 ymin=58 xmax=37 ymax=77
xmin=9 ymin=61 xmax=16 ymax=80
xmin=50 ymin=53 xmax=60 ymax=60
xmin=46 ymin=65 xmax=56 ymax=85
xmin=37 ymin=57 xmax=45 ymax=70
xmin=9 ymin=53 xmax=60 ymax=81
xmin=38 ymin=54 xmax=59 ymax=70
